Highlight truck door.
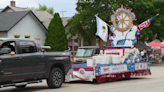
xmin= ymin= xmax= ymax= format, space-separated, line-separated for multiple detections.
xmin=0 ymin=41 xmax=22 ymax=83
xmin=19 ymin=41 xmax=45 ymax=80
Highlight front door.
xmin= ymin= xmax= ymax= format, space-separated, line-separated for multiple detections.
xmin=0 ymin=41 xmax=22 ymax=83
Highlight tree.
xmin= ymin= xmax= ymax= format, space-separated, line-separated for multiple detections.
xmin=128 ymin=0 xmax=164 ymax=42
xmin=68 ymin=0 xmax=164 ymax=44
xmin=28 ymin=3 xmax=54 ymax=15
xmin=45 ymin=13 xmax=67 ymax=51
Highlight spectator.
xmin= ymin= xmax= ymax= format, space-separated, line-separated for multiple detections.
xmin=143 ymin=50 xmax=148 ymax=61
xmin=140 ymin=50 xmax=145 ymax=58
xmin=159 ymin=53 xmax=163 ymax=63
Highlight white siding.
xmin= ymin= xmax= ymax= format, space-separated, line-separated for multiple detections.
xmin=4 ymin=8 xmax=14 ymax=12
xmin=8 ymin=12 xmax=48 ymax=46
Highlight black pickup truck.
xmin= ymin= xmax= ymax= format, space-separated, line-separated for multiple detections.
xmin=0 ymin=38 xmax=72 ymax=88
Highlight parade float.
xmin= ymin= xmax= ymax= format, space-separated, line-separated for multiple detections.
xmin=65 ymin=5 xmax=152 ymax=83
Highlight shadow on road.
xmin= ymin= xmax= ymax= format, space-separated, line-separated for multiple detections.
xmin=65 ymin=77 xmax=149 ymax=85
xmin=0 ymin=86 xmax=51 ymax=92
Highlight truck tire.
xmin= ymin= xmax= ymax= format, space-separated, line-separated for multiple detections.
xmin=47 ymin=68 xmax=64 ymax=88
xmin=15 ymin=85 xmax=26 ymax=88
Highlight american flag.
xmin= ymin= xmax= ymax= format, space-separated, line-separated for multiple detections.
xmin=138 ymin=14 xmax=159 ymax=31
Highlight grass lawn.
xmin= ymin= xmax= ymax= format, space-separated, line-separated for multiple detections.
xmin=151 ymin=61 xmax=164 ymax=65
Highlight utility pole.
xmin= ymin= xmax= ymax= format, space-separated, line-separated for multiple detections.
xmin=60 ymin=10 xmax=67 ymax=18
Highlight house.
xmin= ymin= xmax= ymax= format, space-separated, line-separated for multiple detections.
xmin=62 ymin=17 xmax=111 ymax=56
xmin=1 ymin=1 xmax=53 ymax=29
xmin=0 ymin=1 xmax=53 ymax=46
xmin=0 ymin=11 xmax=48 ymax=46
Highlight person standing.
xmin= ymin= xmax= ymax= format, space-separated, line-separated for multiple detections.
xmin=140 ymin=50 xmax=145 ymax=58
xmin=159 ymin=53 xmax=163 ymax=63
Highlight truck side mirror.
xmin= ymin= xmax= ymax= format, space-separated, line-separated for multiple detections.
xmin=0 ymin=48 xmax=11 ymax=55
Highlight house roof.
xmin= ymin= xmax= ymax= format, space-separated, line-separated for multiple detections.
xmin=62 ymin=17 xmax=72 ymax=27
xmin=0 ymin=11 xmax=48 ymax=32
xmin=1 ymin=6 xmax=53 ymax=28
xmin=2 ymin=6 xmax=30 ymax=12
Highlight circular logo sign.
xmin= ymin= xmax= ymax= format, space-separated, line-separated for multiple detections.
xmin=79 ymin=68 xmax=85 ymax=74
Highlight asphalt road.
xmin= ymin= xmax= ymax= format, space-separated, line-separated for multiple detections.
xmin=0 ymin=66 xmax=164 ymax=92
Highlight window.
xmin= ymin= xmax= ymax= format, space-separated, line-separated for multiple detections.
xmin=0 ymin=41 xmax=17 ymax=55
xmin=96 ymin=38 xmax=100 ymax=46
xmin=74 ymin=39 xmax=79 ymax=51
xmin=25 ymin=36 xmax=30 ymax=38
xmin=20 ymin=41 xmax=37 ymax=53
xmin=103 ymin=41 xmax=106 ymax=47
xmin=14 ymin=35 xmax=20 ymax=38
xmin=24 ymin=33 xmax=31 ymax=38
xmin=76 ymin=48 xmax=93 ymax=57
xmin=68 ymin=39 xmax=80 ymax=51
xmin=34 ymin=36 xmax=41 ymax=44
xmin=68 ymin=40 xmax=73 ymax=51
xmin=67 ymin=39 xmax=81 ymax=57
xmin=14 ymin=33 xmax=20 ymax=38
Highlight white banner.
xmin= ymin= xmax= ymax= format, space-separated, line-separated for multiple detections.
xmin=110 ymin=65 xmax=127 ymax=73
xmin=65 ymin=68 xmax=94 ymax=82
xmin=100 ymin=66 xmax=110 ymax=74
xmin=135 ymin=63 xmax=147 ymax=70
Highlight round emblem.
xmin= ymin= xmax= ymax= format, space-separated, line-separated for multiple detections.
xmin=102 ymin=26 xmax=106 ymax=33
xmin=79 ymin=68 xmax=85 ymax=74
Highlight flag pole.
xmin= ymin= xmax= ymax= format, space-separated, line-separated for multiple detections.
xmin=95 ymin=15 xmax=110 ymax=27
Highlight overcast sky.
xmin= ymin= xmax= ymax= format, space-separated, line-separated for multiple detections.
xmin=0 ymin=0 xmax=77 ymax=17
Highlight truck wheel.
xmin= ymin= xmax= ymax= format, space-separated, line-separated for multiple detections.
xmin=47 ymin=68 xmax=64 ymax=88
xmin=15 ymin=85 xmax=26 ymax=88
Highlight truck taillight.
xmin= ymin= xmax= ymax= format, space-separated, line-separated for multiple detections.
xmin=70 ymin=55 xmax=73 ymax=64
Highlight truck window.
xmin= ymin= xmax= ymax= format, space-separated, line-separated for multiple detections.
xmin=0 ymin=41 xmax=16 ymax=55
xmin=19 ymin=41 xmax=37 ymax=53
xmin=76 ymin=48 xmax=93 ymax=57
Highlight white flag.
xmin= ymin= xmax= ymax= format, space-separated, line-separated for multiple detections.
xmin=96 ymin=16 xmax=108 ymax=42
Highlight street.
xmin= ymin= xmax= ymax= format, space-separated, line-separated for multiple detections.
xmin=0 ymin=65 xmax=164 ymax=92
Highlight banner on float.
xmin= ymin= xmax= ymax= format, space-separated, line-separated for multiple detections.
xmin=110 ymin=65 xmax=127 ymax=73
xmin=99 ymin=64 xmax=128 ymax=74
xmin=65 ymin=68 xmax=94 ymax=82
xmin=135 ymin=63 xmax=147 ymax=70
xmin=100 ymin=66 xmax=110 ymax=74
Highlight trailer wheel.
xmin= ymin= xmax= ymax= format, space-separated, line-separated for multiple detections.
xmin=92 ymin=79 xmax=97 ymax=83
xmin=47 ymin=68 xmax=64 ymax=88
xmin=15 ymin=85 xmax=26 ymax=88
